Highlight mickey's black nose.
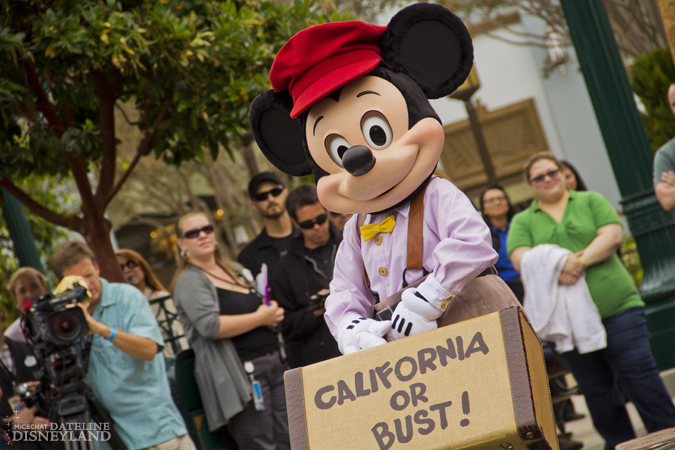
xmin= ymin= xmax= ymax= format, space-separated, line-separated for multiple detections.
xmin=342 ymin=145 xmax=375 ymax=176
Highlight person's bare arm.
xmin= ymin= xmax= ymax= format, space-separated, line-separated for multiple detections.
xmin=78 ymin=304 xmax=158 ymax=361
xmin=655 ymin=171 xmax=675 ymax=211
xmin=558 ymin=256 xmax=586 ymax=285
xmin=216 ymin=300 xmax=284 ymax=338
xmin=509 ymin=247 xmax=531 ymax=273
xmin=575 ymin=224 xmax=623 ymax=266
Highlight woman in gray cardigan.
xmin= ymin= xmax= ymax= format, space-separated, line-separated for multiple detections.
xmin=172 ymin=211 xmax=290 ymax=450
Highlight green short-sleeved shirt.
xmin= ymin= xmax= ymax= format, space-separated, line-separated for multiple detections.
xmin=653 ymin=137 xmax=675 ymax=185
xmin=507 ymin=190 xmax=644 ymax=318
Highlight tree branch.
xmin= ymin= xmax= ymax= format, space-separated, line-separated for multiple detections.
xmin=104 ymin=97 xmax=173 ymax=206
xmin=22 ymin=60 xmax=66 ymax=138
xmin=65 ymin=152 xmax=100 ymax=229
xmin=0 ymin=178 xmax=84 ymax=232
xmin=115 ymin=101 xmax=141 ymax=126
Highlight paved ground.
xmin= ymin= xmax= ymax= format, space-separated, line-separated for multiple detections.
xmin=561 ymin=368 xmax=675 ymax=450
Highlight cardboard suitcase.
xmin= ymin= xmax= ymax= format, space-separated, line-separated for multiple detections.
xmin=284 ymin=307 xmax=558 ymax=450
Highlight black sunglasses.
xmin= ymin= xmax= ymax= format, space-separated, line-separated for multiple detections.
xmin=181 ymin=224 xmax=215 ymax=239
xmin=529 ymin=168 xmax=561 ymax=185
xmin=253 ymin=186 xmax=284 ymax=202
xmin=119 ymin=260 xmax=139 ymax=271
xmin=298 ymin=213 xmax=328 ymax=230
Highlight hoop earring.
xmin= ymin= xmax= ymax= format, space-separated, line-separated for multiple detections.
xmin=181 ymin=248 xmax=189 ymax=259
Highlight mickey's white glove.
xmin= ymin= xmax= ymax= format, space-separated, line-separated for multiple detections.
xmin=387 ymin=277 xmax=452 ymax=341
xmin=337 ymin=316 xmax=392 ymax=355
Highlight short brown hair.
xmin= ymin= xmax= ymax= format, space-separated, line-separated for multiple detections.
xmin=50 ymin=241 xmax=95 ymax=279
xmin=286 ymin=184 xmax=321 ymax=221
xmin=524 ymin=152 xmax=561 ymax=182
xmin=7 ymin=267 xmax=48 ymax=300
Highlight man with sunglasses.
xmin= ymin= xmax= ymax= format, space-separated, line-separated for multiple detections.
xmin=237 ymin=171 xmax=301 ymax=278
xmin=270 ymin=185 xmax=342 ymax=368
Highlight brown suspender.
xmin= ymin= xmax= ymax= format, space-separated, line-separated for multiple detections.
xmin=356 ymin=179 xmax=431 ymax=308
xmin=406 ymin=183 xmax=426 ymax=271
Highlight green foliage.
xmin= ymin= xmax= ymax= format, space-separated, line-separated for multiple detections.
xmin=630 ymin=47 xmax=675 ymax=153
xmin=0 ymin=0 xmax=345 ymax=276
xmin=0 ymin=0 xmax=346 ymax=173
xmin=621 ymin=237 xmax=642 ymax=288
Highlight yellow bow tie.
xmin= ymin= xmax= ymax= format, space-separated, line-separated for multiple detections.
xmin=361 ymin=215 xmax=396 ymax=242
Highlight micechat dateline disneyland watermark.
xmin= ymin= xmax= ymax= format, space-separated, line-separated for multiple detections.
xmin=11 ymin=422 xmax=111 ymax=442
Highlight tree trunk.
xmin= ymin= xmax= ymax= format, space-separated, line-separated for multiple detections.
xmin=658 ymin=0 xmax=675 ymax=67
xmin=86 ymin=212 xmax=125 ymax=283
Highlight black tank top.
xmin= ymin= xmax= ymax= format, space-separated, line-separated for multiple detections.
xmin=216 ymin=288 xmax=278 ymax=361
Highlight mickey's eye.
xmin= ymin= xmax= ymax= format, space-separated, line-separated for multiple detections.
xmin=361 ymin=113 xmax=392 ymax=151
xmin=325 ymin=134 xmax=350 ymax=168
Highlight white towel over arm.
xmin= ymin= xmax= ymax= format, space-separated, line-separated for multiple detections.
xmin=520 ymin=244 xmax=606 ymax=354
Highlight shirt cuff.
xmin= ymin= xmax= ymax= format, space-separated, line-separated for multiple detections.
xmin=418 ymin=276 xmax=453 ymax=305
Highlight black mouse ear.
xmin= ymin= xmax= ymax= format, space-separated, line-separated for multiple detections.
xmin=249 ymin=90 xmax=312 ymax=176
xmin=381 ymin=3 xmax=473 ymax=99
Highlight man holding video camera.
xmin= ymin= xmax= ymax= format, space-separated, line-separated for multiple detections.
xmin=271 ymin=185 xmax=342 ymax=368
xmin=49 ymin=241 xmax=194 ymax=450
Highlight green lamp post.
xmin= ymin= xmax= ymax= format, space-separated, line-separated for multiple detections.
xmin=561 ymin=0 xmax=675 ymax=369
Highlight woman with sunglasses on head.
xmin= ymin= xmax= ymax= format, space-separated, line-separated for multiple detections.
xmin=115 ymin=249 xmax=188 ymax=356
xmin=508 ymin=152 xmax=675 ymax=450
xmin=479 ymin=185 xmax=524 ymax=303
xmin=171 ymin=211 xmax=290 ymax=450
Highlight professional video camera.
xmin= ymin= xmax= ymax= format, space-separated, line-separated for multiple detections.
xmin=25 ymin=283 xmax=90 ymax=351
xmin=20 ymin=282 xmax=127 ymax=450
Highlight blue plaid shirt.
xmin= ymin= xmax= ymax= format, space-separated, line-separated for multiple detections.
xmin=87 ymin=279 xmax=187 ymax=450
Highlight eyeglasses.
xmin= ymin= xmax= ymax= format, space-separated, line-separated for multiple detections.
xmin=181 ymin=224 xmax=215 ymax=239
xmin=297 ymin=213 xmax=328 ymax=230
xmin=529 ymin=168 xmax=561 ymax=185
xmin=119 ymin=260 xmax=139 ymax=271
xmin=483 ymin=196 xmax=507 ymax=205
xmin=253 ymin=186 xmax=284 ymax=202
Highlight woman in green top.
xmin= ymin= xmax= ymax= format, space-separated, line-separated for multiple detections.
xmin=508 ymin=153 xmax=675 ymax=450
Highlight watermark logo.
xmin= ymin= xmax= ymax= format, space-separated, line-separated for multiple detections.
xmin=11 ymin=422 xmax=111 ymax=442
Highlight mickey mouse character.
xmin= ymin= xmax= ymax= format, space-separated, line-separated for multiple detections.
xmin=250 ymin=3 xmax=518 ymax=355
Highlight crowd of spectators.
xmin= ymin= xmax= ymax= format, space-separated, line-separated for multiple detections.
xmin=4 ymin=135 xmax=675 ymax=450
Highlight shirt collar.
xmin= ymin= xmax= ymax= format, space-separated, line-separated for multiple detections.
xmin=97 ymin=278 xmax=115 ymax=308
xmin=365 ymin=202 xmax=410 ymax=224
xmin=531 ymin=190 xmax=575 ymax=213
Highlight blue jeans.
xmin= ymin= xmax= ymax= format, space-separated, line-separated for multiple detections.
xmin=557 ymin=307 xmax=675 ymax=450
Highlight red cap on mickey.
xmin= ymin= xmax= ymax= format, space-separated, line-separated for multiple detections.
xmin=270 ymin=21 xmax=386 ymax=118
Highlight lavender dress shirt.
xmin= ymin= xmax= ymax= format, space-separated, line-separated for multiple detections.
xmin=324 ymin=177 xmax=498 ymax=336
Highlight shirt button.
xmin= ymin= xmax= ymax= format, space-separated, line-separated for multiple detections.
xmin=378 ymin=267 xmax=388 ymax=277
xmin=440 ymin=301 xmax=447 ymax=309
xmin=375 ymin=236 xmax=383 ymax=246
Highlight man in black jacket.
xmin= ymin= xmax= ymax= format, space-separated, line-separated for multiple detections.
xmin=237 ymin=171 xmax=301 ymax=278
xmin=271 ymin=185 xmax=342 ymax=368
